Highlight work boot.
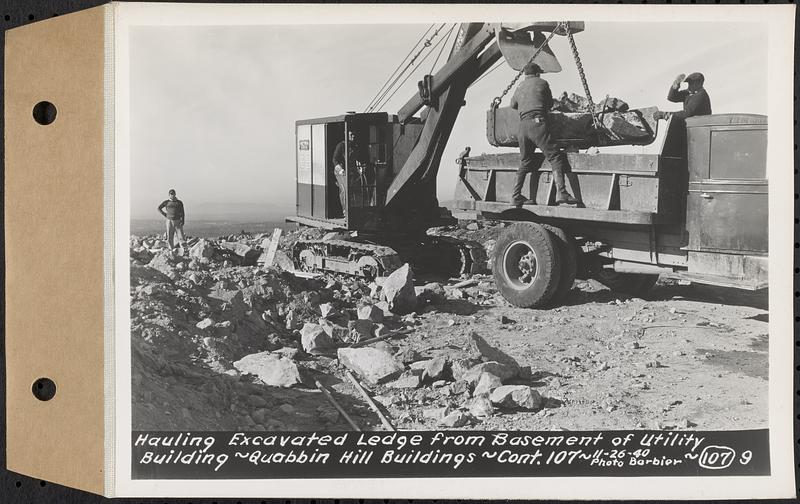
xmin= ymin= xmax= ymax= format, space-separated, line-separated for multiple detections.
xmin=555 ymin=192 xmax=579 ymax=205
xmin=512 ymin=195 xmax=534 ymax=208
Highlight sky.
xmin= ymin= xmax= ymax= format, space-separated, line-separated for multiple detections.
xmin=129 ymin=21 xmax=767 ymax=220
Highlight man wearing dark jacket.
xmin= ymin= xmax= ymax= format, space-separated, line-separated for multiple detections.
xmin=157 ymin=189 xmax=186 ymax=255
xmin=510 ymin=62 xmax=578 ymax=207
xmin=667 ymin=72 xmax=712 ymax=119
xmin=332 ymin=130 xmax=368 ymax=216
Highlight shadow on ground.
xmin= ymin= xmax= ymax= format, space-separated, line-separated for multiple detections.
xmin=564 ymin=283 xmax=768 ymax=311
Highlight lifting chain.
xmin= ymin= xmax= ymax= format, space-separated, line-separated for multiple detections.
xmin=492 ymin=21 xmax=604 ymax=132
xmin=490 ymin=23 xmax=561 ymax=109
xmin=564 ymin=22 xmax=602 ymax=130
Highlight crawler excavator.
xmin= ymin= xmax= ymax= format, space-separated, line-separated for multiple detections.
xmin=288 ymin=22 xmax=588 ymax=279
xmin=288 ymin=22 xmax=769 ymax=308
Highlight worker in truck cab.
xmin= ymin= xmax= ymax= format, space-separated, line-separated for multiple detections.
xmin=332 ymin=130 xmax=368 ymax=215
xmin=509 ymin=62 xmax=579 ymax=207
xmin=666 ymin=72 xmax=712 ymax=118
xmin=157 ymin=188 xmax=187 ymax=256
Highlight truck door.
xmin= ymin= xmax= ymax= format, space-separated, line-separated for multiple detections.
xmin=685 ymin=114 xmax=768 ymax=255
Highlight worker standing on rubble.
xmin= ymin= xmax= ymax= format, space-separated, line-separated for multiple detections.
xmin=332 ymin=130 xmax=367 ymax=215
xmin=157 ymin=189 xmax=187 ymax=256
xmin=510 ymin=62 xmax=579 ymax=207
xmin=666 ymin=72 xmax=712 ymax=118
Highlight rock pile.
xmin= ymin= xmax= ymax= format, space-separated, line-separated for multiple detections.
xmin=131 ymin=223 xmax=555 ymax=432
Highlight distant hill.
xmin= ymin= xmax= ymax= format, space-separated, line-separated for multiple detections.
xmin=131 ymin=218 xmax=295 ymax=238
xmin=134 ymin=201 xmax=294 ymax=222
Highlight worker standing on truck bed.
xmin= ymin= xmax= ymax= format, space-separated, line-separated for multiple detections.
xmin=510 ymin=62 xmax=579 ymax=207
xmin=157 ymin=189 xmax=186 ymax=256
xmin=666 ymin=72 xmax=712 ymax=118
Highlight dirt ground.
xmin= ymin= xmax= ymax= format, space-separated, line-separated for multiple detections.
xmin=378 ymin=278 xmax=768 ymax=431
xmin=130 ymin=225 xmax=768 ymax=433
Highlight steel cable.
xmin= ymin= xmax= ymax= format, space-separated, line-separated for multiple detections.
xmin=373 ymin=24 xmax=456 ymax=112
xmin=429 ymin=23 xmax=456 ymax=74
xmin=369 ymin=23 xmax=450 ymax=112
xmin=364 ymin=23 xmax=435 ymax=112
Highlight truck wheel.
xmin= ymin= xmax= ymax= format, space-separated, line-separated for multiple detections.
xmin=541 ymin=225 xmax=578 ymax=305
xmin=493 ymin=223 xmax=561 ymax=308
xmin=595 ymin=270 xmax=659 ymax=296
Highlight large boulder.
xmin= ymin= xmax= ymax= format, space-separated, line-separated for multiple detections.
xmin=468 ymin=396 xmax=495 ymax=419
xmin=416 ymin=282 xmax=446 ymax=306
xmin=463 ymin=361 xmax=518 ymax=385
xmin=147 ymin=251 xmax=177 ymax=276
xmin=473 ymin=372 xmax=503 ymax=396
xmin=382 ymin=264 xmax=417 ymax=314
xmin=467 ymin=331 xmax=521 ymax=373
xmin=219 ymin=242 xmax=261 ymax=266
xmin=300 ymin=323 xmax=336 ymax=355
xmin=489 ymin=385 xmax=543 ymax=410
xmin=233 ymin=352 xmax=302 ymax=388
xmin=337 ymin=347 xmax=404 ymax=385
xmin=421 ymin=356 xmax=448 ymax=383
xmin=189 ymin=239 xmax=215 ymax=261
xmin=272 ymin=251 xmax=295 ymax=271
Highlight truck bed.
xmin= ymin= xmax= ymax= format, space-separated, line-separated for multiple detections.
xmin=452 ymin=199 xmax=656 ymax=225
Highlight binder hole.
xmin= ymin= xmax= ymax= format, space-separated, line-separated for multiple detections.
xmin=32 ymin=101 xmax=57 ymax=125
xmin=32 ymin=378 xmax=56 ymax=401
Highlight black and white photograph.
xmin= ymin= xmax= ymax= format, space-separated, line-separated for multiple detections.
xmin=113 ymin=3 xmax=793 ymax=499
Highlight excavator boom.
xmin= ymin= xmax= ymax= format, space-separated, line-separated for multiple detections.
xmin=289 ymin=21 xmax=586 ymax=278
xmin=387 ymin=22 xmax=581 ymax=209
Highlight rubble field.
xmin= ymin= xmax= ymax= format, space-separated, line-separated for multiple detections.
xmin=130 ymin=222 xmax=768 ymax=432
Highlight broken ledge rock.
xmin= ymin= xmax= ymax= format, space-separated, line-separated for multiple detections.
xmin=337 ymin=347 xmax=404 ymax=385
xmin=233 ymin=352 xmax=303 ymax=388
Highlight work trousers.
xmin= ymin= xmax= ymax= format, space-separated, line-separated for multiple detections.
xmin=512 ymin=117 xmax=570 ymax=201
xmin=166 ymin=218 xmax=186 ymax=252
xmin=334 ymin=171 xmax=347 ymax=214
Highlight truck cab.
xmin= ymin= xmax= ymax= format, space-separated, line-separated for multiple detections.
xmin=684 ymin=114 xmax=768 ymax=287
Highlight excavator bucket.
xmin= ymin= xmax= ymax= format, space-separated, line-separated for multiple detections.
xmin=497 ymin=22 xmax=584 ymax=72
xmin=487 ymin=105 xmax=661 ymax=149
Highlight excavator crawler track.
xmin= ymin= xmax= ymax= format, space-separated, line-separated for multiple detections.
xmin=292 ymin=236 xmax=488 ymax=279
xmin=292 ymin=239 xmax=403 ymax=279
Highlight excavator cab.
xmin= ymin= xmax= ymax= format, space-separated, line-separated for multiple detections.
xmin=291 ymin=112 xmax=424 ymax=233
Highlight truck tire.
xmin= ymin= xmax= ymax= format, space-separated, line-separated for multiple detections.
xmin=493 ymin=223 xmax=562 ymax=308
xmin=540 ymin=224 xmax=578 ymax=305
xmin=595 ymin=270 xmax=659 ymax=296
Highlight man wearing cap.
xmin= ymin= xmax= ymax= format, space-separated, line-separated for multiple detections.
xmin=509 ymin=62 xmax=579 ymax=207
xmin=667 ymin=72 xmax=712 ymax=119
xmin=332 ymin=130 xmax=368 ymax=216
xmin=157 ymin=189 xmax=187 ymax=255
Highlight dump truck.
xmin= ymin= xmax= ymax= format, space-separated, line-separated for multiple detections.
xmin=454 ymin=112 xmax=768 ymax=307
xmin=287 ymin=22 xmax=768 ymax=307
